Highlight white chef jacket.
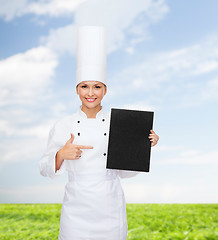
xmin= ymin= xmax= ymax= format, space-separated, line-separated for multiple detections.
xmin=39 ymin=105 xmax=140 ymax=240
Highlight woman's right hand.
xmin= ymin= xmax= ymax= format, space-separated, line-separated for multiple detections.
xmin=59 ymin=133 xmax=93 ymax=160
xmin=55 ymin=133 xmax=93 ymax=172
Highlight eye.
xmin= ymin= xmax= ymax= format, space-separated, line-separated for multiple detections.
xmin=95 ymin=86 xmax=101 ymax=88
xmin=81 ymin=85 xmax=87 ymax=88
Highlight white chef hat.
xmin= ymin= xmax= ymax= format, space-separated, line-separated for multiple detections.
xmin=76 ymin=25 xmax=107 ymax=87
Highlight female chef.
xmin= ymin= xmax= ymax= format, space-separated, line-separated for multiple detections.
xmin=39 ymin=26 xmax=159 ymax=240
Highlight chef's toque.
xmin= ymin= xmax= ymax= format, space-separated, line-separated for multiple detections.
xmin=76 ymin=25 xmax=107 ymax=87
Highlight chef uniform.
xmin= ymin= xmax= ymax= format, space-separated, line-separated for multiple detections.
xmin=39 ymin=26 xmax=139 ymax=240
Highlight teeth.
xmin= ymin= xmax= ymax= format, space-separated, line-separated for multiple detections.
xmin=86 ymin=98 xmax=96 ymax=102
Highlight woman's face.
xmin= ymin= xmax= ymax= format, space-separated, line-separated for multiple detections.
xmin=76 ymin=81 xmax=107 ymax=109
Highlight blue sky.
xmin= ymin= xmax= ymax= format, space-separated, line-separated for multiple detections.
xmin=0 ymin=0 xmax=217 ymax=203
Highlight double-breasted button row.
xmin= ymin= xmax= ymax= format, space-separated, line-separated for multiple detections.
xmin=76 ymin=132 xmax=106 ymax=137
xmin=76 ymin=118 xmax=106 ymax=156
xmin=77 ymin=119 xmax=105 ymax=122
xmin=76 ymin=119 xmax=80 ymax=136
xmin=77 ymin=133 xmax=106 ymax=136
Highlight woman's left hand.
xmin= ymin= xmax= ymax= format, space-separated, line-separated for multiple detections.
xmin=148 ymin=129 xmax=159 ymax=147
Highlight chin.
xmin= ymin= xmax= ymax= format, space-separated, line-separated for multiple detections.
xmin=83 ymin=101 xmax=101 ymax=109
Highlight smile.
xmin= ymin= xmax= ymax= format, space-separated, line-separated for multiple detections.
xmin=85 ymin=98 xmax=97 ymax=102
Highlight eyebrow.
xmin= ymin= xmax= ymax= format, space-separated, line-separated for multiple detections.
xmin=81 ymin=83 xmax=101 ymax=86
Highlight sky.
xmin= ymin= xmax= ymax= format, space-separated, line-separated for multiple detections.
xmin=0 ymin=0 xmax=218 ymax=204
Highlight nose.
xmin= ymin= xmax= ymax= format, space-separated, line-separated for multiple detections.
xmin=88 ymin=87 xmax=94 ymax=96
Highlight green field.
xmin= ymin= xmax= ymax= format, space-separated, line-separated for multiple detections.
xmin=0 ymin=204 xmax=217 ymax=239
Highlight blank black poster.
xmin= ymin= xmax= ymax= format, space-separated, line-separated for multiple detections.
xmin=106 ymin=108 xmax=154 ymax=172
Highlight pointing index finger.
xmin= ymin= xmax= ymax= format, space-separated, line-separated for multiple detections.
xmin=75 ymin=145 xmax=94 ymax=149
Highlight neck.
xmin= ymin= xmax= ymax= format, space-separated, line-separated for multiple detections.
xmin=81 ymin=104 xmax=102 ymax=118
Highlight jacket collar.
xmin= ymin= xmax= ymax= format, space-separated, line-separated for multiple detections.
xmin=77 ymin=105 xmax=105 ymax=119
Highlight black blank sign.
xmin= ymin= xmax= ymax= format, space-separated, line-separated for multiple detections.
xmin=106 ymin=108 xmax=154 ymax=172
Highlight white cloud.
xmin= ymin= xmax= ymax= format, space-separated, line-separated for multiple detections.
xmin=122 ymin=182 xmax=218 ymax=203
xmin=0 ymin=108 xmax=66 ymax=167
xmin=192 ymin=60 xmax=218 ymax=75
xmin=41 ymin=0 xmax=169 ymax=54
xmin=0 ymin=46 xmax=58 ymax=105
xmin=0 ymin=136 xmax=46 ymax=167
xmin=123 ymin=183 xmax=187 ymax=203
xmin=124 ymin=47 xmax=135 ymax=55
xmin=0 ymin=182 xmax=66 ymax=203
xmin=202 ymin=77 xmax=218 ymax=101
xmin=0 ymin=0 xmax=28 ymax=21
xmin=0 ymin=0 xmax=86 ymax=21
xmin=152 ymin=144 xmax=184 ymax=152
xmin=147 ymin=0 xmax=170 ymax=22
xmin=26 ymin=0 xmax=87 ymax=17
xmin=0 ymin=46 xmax=60 ymax=168
xmin=0 ymin=119 xmax=52 ymax=139
xmin=0 ymin=0 xmax=168 ymax=26
xmin=1 ymin=178 xmax=217 ymax=203
xmin=155 ymin=150 xmax=218 ymax=165
xmin=112 ymin=37 xmax=218 ymax=91
xmin=41 ymin=24 xmax=77 ymax=54
xmin=106 ymin=35 xmax=218 ymax=109
xmin=119 ymin=102 xmax=156 ymax=112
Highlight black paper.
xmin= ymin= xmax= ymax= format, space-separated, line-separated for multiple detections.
xmin=106 ymin=108 xmax=154 ymax=172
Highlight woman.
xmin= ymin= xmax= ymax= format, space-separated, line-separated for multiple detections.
xmin=39 ymin=79 xmax=159 ymax=240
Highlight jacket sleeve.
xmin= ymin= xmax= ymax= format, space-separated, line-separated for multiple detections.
xmin=39 ymin=124 xmax=66 ymax=179
xmin=116 ymin=170 xmax=140 ymax=178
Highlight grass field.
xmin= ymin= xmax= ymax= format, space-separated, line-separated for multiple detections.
xmin=0 ymin=204 xmax=217 ymax=239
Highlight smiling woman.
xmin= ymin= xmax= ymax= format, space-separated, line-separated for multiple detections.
xmin=76 ymin=81 xmax=107 ymax=117
xmin=39 ymin=26 xmax=159 ymax=240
